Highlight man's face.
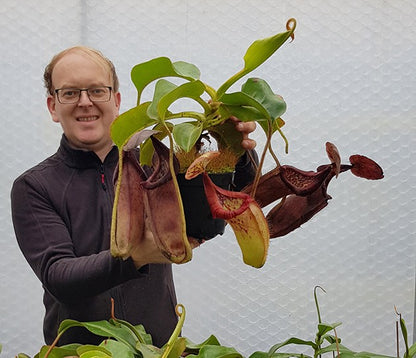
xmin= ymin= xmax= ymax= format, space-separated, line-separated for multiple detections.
xmin=47 ymin=52 xmax=121 ymax=155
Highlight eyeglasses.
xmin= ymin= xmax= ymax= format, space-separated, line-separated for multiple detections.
xmin=54 ymin=86 xmax=112 ymax=104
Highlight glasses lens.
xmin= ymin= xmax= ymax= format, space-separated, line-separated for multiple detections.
xmin=59 ymin=89 xmax=80 ymax=103
xmin=87 ymin=87 xmax=111 ymax=102
xmin=57 ymin=87 xmax=111 ymax=103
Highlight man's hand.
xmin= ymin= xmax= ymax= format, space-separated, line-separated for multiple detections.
xmin=229 ymin=116 xmax=257 ymax=151
xmin=129 ymin=225 xmax=171 ymax=268
xmin=130 ymin=217 xmax=202 ymax=268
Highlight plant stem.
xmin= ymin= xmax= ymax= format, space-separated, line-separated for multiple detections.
xmin=166 ymin=111 xmax=205 ymax=122
xmin=250 ymin=119 xmax=273 ymax=198
xmin=44 ymin=330 xmax=67 ymax=358
xmin=268 ymin=141 xmax=281 ymax=167
xmin=110 ymin=298 xmax=146 ymax=345
xmin=216 ymin=69 xmax=246 ymax=98
xmin=314 ymin=286 xmax=326 ymax=358
xmin=314 ymin=286 xmax=326 ymax=324
xmin=161 ymin=304 xmax=186 ymax=358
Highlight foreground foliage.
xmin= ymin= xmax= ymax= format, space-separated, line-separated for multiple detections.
xmin=9 ymin=288 xmax=415 ymax=358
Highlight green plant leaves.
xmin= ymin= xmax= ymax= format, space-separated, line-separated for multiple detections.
xmin=317 ymin=322 xmax=342 ymax=338
xmin=243 ymin=26 xmax=294 ymax=72
xmin=77 ymin=345 xmax=112 ymax=357
xmin=218 ymin=78 xmax=287 ymax=153
xmin=111 ymin=102 xmax=156 ymax=148
xmin=57 ymin=319 xmax=141 ymax=353
xmin=131 ymin=57 xmax=201 ymax=103
xmin=35 ymin=344 xmax=80 ymax=358
xmin=186 ymin=344 xmax=243 ymax=358
xmin=184 ymin=335 xmax=221 ymax=354
xmin=146 ymin=79 xmax=207 ymax=152
xmin=267 ymin=337 xmax=317 ymax=355
xmin=111 ymin=19 xmax=296 ymax=177
xmin=100 ymin=340 xmax=137 ymax=358
xmin=220 ymin=91 xmax=271 ymax=119
xmin=149 ymin=79 xmax=207 ymax=121
xmin=241 ymin=78 xmax=287 ymax=122
xmin=173 ymin=122 xmax=203 ymax=152
xmin=217 ymin=19 xmax=296 ymax=97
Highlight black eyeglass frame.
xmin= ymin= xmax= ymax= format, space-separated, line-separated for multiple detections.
xmin=54 ymin=86 xmax=113 ymax=104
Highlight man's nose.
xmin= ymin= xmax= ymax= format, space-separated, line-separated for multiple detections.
xmin=77 ymin=90 xmax=93 ymax=106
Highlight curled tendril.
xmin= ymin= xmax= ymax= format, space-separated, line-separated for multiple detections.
xmin=175 ymin=303 xmax=185 ymax=317
xmin=161 ymin=304 xmax=187 ymax=358
xmin=286 ymin=18 xmax=297 ymax=41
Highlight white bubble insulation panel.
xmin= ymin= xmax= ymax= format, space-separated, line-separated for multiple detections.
xmin=0 ymin=1 xmax=414 ymax=357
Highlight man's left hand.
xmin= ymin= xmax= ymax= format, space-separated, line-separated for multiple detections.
xmin=230 ymin=116 xmax=257 ymax=150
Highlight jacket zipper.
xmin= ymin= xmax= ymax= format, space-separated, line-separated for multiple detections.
xmin=99 ymin=165 xmax=107 ymax=191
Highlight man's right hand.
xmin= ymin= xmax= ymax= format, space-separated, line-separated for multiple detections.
xmin=129 ymin=217 xmax=202 ymax=268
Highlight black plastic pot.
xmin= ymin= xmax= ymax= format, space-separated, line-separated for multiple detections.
xmin=177 ymin=172 xmax=233 ymax=240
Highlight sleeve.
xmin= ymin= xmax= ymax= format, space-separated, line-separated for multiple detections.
xmin=233 ymin=149 xmax=259 ymax=191
xmin=10 ymin=174 xmax=148 ymax=303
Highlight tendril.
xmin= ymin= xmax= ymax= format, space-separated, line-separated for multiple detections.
xmin=286 ymin=18 xmax=297 ymax=42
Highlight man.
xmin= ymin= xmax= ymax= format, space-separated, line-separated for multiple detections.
xmin=11 ymin=46 xmax=256 ymax=348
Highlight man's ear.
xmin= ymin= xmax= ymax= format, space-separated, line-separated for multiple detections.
xmin=47 ymin=95 xmax=60 ymax=123
xmin=114 ymin=91 xmax=121 ymax=109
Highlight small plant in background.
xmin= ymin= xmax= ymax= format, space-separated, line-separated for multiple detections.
xmin=250 ymin=287 xmax=416 ymax=358
xmin=9 ymin=288 xmax=415 ymax=358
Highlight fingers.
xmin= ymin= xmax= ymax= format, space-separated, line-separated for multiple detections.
xmin=188 ymin=237 xmax=204 ymax=249
xmin=229 ymin=116 xmax=257 ymax=150
xmin=241 ymin=138 xmax=257 ymax=151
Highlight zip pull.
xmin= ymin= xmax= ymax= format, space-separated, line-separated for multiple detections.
xmin=99 ymin=165 xmax=107 ymax=191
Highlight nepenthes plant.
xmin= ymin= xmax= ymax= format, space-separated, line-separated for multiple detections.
xmin=109 ymin=18 xmax=384 ymax=269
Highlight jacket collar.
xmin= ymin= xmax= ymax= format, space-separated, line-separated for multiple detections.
xmin=57 ymin=134 xmax=119 ymax=169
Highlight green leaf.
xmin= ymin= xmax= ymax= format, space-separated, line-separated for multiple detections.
xmin=322 ymin=333 xmax=341 ymax=344
xmin=36 ymin=344 xmax=79 ymax=358
xmin=131 ymin=57 xmax=200 ymax=103
xmin=100 ymin=340 xmax=137 ymax=358
xmin=243 ymin=28 xmax=294 ymax=74
xmin=136 ymin=341 xmax=162 ymax=358
xmin=337 ymin=350 xmax=395 ymax=358
xmin=250 ymin=352 xmax=310 ymax=358
xmin=110 ymin=102 xmax=156 ymax=148
xmin=408 ymin=342 xmax=416 ymax=358
xmin=147 ymin=79 xmax=178 ymax=119
xmin=217 ymin=21 xmax=295 ymax=96
xmin=399 ymin=315 xmax=410 ymax=356
xmin=133 ymin=324 xmax=153 ymax=345
xmin=222 ymin=104 xmax=265 ymax=122
xmin=317 ymin=322 xmax=342 ymax=338
xmin=173 ymin=122 xmax=203 ymax=152
xmin=268 ymin=337 xmax=317 ymax=355
xmin=185 ymin=335 xmax=221 ymax=352
xmin=191 ymin=344 xmax=243 ymax=358
xmin=157 ymin=80 xmax=207 ymax=121
xmin=165 ymin=337 xmax=187 ymax=358
xmin=318 ymin=343 xmax=352 ymax=355
xmin=241 ymin=78 xmax=287 ymax=120
xmin=139 ymin=123 xmax=172 ymax=166
xmin=57 ymin=319 xmax=139 ymax=352
xmin=77 ymin=344 xmax=112 ymax=358
xmin=220 ymin=92 xmax=270 ymax=119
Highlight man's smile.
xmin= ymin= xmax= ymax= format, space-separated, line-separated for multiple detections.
xmin=77 ymin=116 xmax=98 ymax=122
